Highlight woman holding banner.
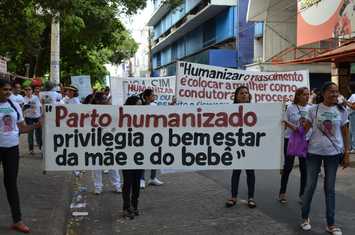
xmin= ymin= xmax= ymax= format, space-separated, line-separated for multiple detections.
xmin=279 ymin=87 xmax=310 ymax=204
xmin=139 ymin=89 xmax=164 ymax=187
xmin=225 ymin=86 xmax=256 ymax=209
xmin=0 ymin=79 xmax=41 ymax=233
xmin=89 ymin=92 xmax=122 ymax=195
xmin=300 ymin=82 xmax=350 ymax=235
xmin=121 ymin=95 xmax=144 ymax=219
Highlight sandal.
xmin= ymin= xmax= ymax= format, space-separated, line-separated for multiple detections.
xmin=248 ymin=198 xmax=256 ymax=208
xmin=326 ymin=225 xmax=342 ymax=235
xmin=225 ymin=198 xmax=237 ymax=208
xmin=11 ymin=222 xmax=30 ymax=233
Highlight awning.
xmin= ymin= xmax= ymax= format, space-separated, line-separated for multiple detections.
xmin=278 ymin=41 xmax=355 ymax=64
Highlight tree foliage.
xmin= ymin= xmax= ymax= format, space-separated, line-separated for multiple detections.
xmin=0 ymin=0 xmax=145 ymax=84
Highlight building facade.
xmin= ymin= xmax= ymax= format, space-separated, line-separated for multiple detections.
xmin=246 ymin=0 xmax=335 ymax=89
xmin=148 ymin=0 xmax=254 ymax=76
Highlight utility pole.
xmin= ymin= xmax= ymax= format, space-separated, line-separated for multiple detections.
xmin=50 ymin=14 xmax=60 ymax=85
xmin=147 ymin=27 xmax=153 ymax=77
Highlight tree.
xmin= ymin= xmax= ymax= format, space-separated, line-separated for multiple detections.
xmin=0 ymin=0 xmax=144 ymax=84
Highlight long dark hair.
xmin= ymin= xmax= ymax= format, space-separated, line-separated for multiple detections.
xmin=125 ymin=95 xmax=141 ymax=105
xmin=233 ymin=86 xmax=251 ymax=104
xmin=0 ymin=79 xmax=11 ymax=88
xmin=316 ymin=81 xmax=345 ymax=111
xmin=91 ymin=92 xmax=107 ymax=104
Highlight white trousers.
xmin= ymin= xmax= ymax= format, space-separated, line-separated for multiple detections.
xmin=92 ymin=170 xmax=121 ymax=190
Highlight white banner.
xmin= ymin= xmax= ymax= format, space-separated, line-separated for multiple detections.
xmin=43 ymin=103 xmax=283 ymax=171
xmin=123 ymin=76 xmax=176 ymax=105
xmin=110 ymin=77 xmax=124 ymax=105
xmin=71 ymin=75 xmax=92 ymax=101
xmin=176 ymin=61 xmax=309 ymax=105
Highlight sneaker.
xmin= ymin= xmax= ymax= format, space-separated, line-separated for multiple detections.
xmin=29 ymin=150 xmax=34 ymax=155
xmin=11 ymin=222 xmax=30 ymax=233
xmin=73 ymin=171 xmax=81 ymax=177
xmin=114 ymin=186 xmax=122 ymax=193
xmin=140 ymin=179 xmax=145 ymax=189
xmin=300 ymin=218 xmax=311 ymax=231
xmin=148 ymin=177 xmax=164 ymax=186
xmin=94 ymin=188 xmax=102 ymax=195
xmin=103 ymin=170 xmax=109 ymax=174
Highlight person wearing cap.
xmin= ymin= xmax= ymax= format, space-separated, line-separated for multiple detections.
xmin=61 ymin=85 xmax=81 ymax=177
xmin=61 ymin=85 xmax=80 ymax=104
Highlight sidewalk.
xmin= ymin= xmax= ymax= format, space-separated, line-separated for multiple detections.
xmin=0 ymin=135 xmax=72 ymax=235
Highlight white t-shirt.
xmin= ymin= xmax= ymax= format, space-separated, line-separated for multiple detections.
xmin=307 ymin=103 xmax=349 ymax=156
xmin=0 ymin=100 xmax=24 ymax=147
xmin=40 ymin=91 xmax=62 ymax=104
xmin=10 ymin=94 xmax=24 ymax=106
xmin=348 ymin=94 xmax=355 ymax=113
xmin=23 ymin=95 xmax=41 ymax=118
xmin=61 ymin=97 xmax=81 ymax=104
xmin=285 ymin=103 xmax=312 ymax=139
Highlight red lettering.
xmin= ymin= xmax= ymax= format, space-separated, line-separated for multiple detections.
xmin=98 ymin=114 xmax=112 ymax=127
xmin=55 ymin=106 xmax=68 ymax=127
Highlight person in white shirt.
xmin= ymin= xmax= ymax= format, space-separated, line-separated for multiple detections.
xmin=23 ymin=86 xmax=42 ymax=154
xmin=61 ymin=85 xmax=81 ymax=104
xmin=39 ymin=81 xmax=62 ymax=105
xmin=60 ymin=85 xmax=82 ymax=177
xmin=9 ymin=82 xmax=24 ymax=107
xmin=300 ymin=82 xmax=350 ymax=234
xmin=345 ymin=92 xmax=355 ymax=151
xmin=279 ymin=87 xmax=311 ymax=204
xmin=0 ymin=79 xmax=40 ymax=233
xmin=89 ymin=92 xmax=121 ymax=194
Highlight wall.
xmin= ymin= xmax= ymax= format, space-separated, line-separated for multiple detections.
xmin=263 ymin=3 xmax=297 ymax=61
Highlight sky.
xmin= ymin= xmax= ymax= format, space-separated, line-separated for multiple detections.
xmin=106 ymin=1 xmax=154 ymax=77
xmin=121 ymin=1 xmax=154 ymax=43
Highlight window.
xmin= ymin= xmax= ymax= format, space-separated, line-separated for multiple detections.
xmin=203 ymin=19 xmax=216 ymax=47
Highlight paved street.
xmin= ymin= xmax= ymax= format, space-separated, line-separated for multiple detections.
xmin=1 ymin=135 xmax=355 ymax=234
xmin=66 ymin=163 xmax=355 ymax=235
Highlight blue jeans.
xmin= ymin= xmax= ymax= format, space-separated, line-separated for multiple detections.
xmin=301 ymin=153 xmax=340 ymax=226
xmin=349 ymin=112 xmax=355 ymax=149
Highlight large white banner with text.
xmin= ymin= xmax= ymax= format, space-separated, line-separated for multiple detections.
xmin=43 ymin=103 xmax=283 ymax=171
xmin=176 ymin=61 xmax=309 ymax=106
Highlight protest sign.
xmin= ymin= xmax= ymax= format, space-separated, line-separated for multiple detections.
xmin=176 ymin=61 xmax=309 ymax=105
xmin=110 ymin=77 xmax=124 ymax=105
xmin=123 ymin=76 xmax=176 ymax=105
xmin=43 ymin=103 xmax=283 ymax=171
xmin=71 ymin=75 xmax=92 ymax=101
